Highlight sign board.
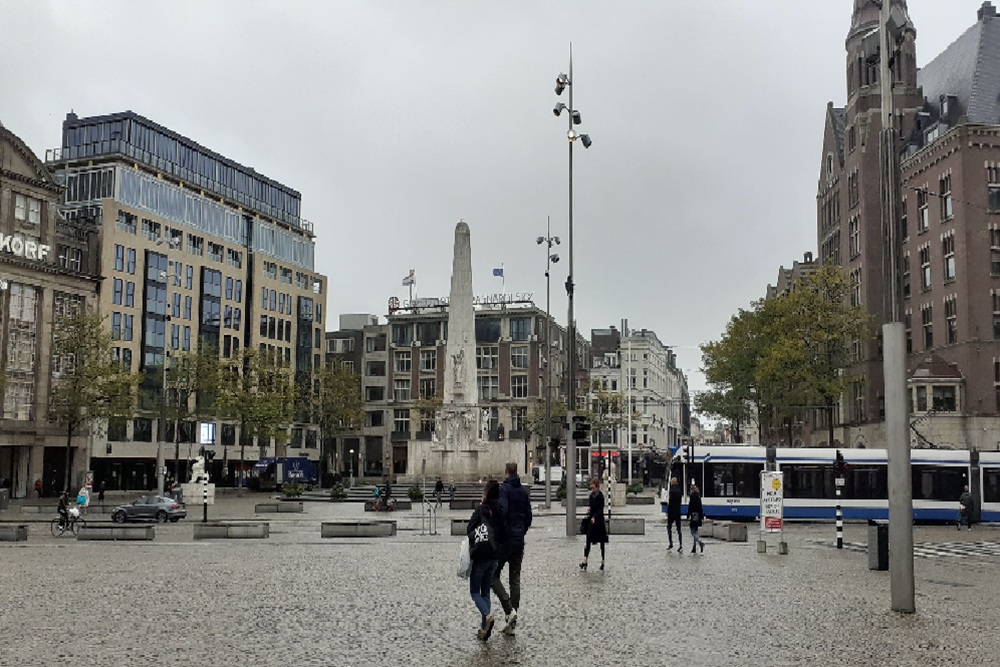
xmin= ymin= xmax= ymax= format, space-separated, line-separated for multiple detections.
xmin=760 ymin=471 xmax=784 ymax=533
xmin=835 ymin=477 xmax=846 ymax=487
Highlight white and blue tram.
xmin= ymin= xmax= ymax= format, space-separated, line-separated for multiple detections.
xmin=660 ymin=445 xmax=1000 ymax=523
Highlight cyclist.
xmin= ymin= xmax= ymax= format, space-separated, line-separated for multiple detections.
xmin=57 ymin=491 xmax=70 ymax=530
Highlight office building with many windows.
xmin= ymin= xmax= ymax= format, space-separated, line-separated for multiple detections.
xmin=45 ymin=111 xmax=326 ymax=489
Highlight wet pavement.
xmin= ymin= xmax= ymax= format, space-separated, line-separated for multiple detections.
xmin=1 ymin=496 xmax=998 ymax=667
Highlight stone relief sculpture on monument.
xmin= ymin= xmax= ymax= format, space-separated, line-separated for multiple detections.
xmin=452 ymin=348 xmax=465 ymax=386
xmin=480 ymin=408 xmax=490 ymax=442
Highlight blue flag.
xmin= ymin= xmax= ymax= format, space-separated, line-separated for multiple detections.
xmin=492 ymin=267 xmax=504 ymax=277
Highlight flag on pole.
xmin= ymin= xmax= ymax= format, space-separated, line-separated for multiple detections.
xmin=492 ymin=267 xmax=504 ymax=277
xmin=401 ymin=270 xmax=415 ymax=286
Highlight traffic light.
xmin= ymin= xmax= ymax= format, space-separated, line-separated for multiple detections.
xmin=571 ymin=415 xmax=591 ymax=443
xmin=683 ymin=444 xmax=693 ymax=464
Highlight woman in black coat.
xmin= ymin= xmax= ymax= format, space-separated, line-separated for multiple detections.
xmin=580 ymin=477 xmax=608 ymax=571
xmin=688 ymin=484 xmax=705 ymax=554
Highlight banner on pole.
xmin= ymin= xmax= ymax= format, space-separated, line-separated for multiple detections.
xmin=760 ymin=471 xmax=784 ymax=533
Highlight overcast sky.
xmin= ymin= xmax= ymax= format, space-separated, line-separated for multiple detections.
xmin=0 ymin=0 xmax=988 ymax=400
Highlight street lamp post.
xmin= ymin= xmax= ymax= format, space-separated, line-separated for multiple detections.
xmin=536 ymin=219 xmax=560 ymax=509
xmin=349 ymin=448 xmax=355 ymax=488
xmin=554 ymin=43 xmax=592 ymax=537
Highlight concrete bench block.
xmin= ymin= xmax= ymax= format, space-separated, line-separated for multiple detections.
xmin=0 ymin=525 xmax=28 ymax=541
xmin=451 ymin=519 xmax=470 ymax=536
xmin=77 ymin=525 xmax=155 ymax=541
xmin=626 ymin=496 xmax=655 ymax=505
xmin=19 ymin=505 xmax=44 ymax=514
xmin=321 ymin=521 xmax=397 ymax=538
xmin=193 ymin=522 xmax=270 ymax=540
xmin=255 ymin=502 xmax=304 ymax=513
xmin=608 ymin=518 xmax=645 ymax=535
xmin=449 ymin=499 xmax=479 ymax=511
xmin=711 ymin=522 xmax=748 ymax=542
xmin=363 ymin=499 xmax=411 ymax=511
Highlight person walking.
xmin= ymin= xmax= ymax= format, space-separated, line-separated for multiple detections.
xmin=688 ymin=484 xmax=705 ymax=554
xmin=98 ymin=480 xmax=106 ymax=506
xmin=958 ymin=485 xmax=974 ymax=530
xmin=434 ymin=477 xmax=444 ymax=508
xmin=580 ymin=477 xmax=608 ymax=571
xmin=666 ymin=477 xmax=683 ymax=553
xmin=467 ymin=480 xmax=507 ymax=641
xmin=493 ymin=462 xmax=532 ymax=636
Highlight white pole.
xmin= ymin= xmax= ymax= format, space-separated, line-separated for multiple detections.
xmin=627 ymin=335 xmax=632 ymax=486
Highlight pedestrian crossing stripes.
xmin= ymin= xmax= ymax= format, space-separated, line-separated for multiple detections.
xmin=815 ymin=539 xmax=1000 ymax=560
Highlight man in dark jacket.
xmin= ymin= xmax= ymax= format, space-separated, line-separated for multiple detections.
xmin=492 ymin=461 xmax=532 ymax=636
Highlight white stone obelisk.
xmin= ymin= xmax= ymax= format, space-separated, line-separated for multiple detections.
xmin=434 ymin=221 xmax=483 ymax=450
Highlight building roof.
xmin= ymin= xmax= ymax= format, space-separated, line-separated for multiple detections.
xmin=0 ymin=122 xmax=60 ymax=192
xmin=918 ymin=3 xmax=1000 ymax=124
xmin=830 ymin=106 xmax=846 ymax=163
xmin=910 ymin=354 xmax=963 ymax=380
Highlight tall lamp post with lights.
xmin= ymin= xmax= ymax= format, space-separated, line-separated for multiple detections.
xmin=536 ymin=219 xmax=559 ymax=509
xmin=553 ymin=44 xmax=592 ymax=536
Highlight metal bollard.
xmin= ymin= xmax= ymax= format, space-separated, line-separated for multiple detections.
xmin=420 ymin=499 xmax=437 ymax=535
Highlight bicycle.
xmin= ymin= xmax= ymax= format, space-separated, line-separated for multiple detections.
xmin=50 ymin=507 xmax=86 ymax=536
xmin=371 ymin=496 xmax=397 ymax=512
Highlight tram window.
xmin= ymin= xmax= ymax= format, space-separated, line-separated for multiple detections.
xmin=703 ymin=462 xmax=762 ymax=498
xmin=984 ymin=470 xmax=1000 ymax=503
xmin=783 ymin=465 xmax=832 ymax=499
xmin=911 ymin=465 xmax=966 ymax=501
xmin=847 ymin=466 xmax=887 ymax=500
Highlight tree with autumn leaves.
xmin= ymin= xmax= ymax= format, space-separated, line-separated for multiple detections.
xmin=697 ymin=264 xmax=873 ymax=446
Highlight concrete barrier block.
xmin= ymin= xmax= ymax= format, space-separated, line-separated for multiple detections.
xmin=0 ymin=525 xmax=28 ymax=541
xmin=277 ymin=502 xmax=304 ymax=513
xmin=625 ymin=496 xmax=655 ymax=505
xmin=712 ymin=522 xmax=748 ymax=542
xmin=321 ymin=521 xmax=396 ymax=538
xmin=19 ymin=505 xmax=43 ymax=514
xmin=77 ymin=525 xmax=155 ymax=541
xmin=193 ymin=522 xmax=269 ymax=540
xmin=254 ymin=503 xmax=279 ymax=513
xmin=449 ymin=499 xmax=478 ymax=511
xmin=608 ymin=517 xmax=645 ymax=535
xmin=451 ymin=519 xmax=469 ymax=536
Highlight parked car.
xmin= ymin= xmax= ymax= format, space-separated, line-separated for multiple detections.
xmin=111 ymin=495 xmax=187 ymax=523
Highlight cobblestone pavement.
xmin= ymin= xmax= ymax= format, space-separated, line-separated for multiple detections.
xmin=2 ymin=497 xmax=999 ymax=667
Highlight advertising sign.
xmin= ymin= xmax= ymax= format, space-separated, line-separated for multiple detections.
xmin=760 ymin=471 xmax=784 ymax=533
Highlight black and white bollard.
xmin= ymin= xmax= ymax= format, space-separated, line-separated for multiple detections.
xmin=203 ymin=478 xmax=208 ymax=523
xmin=835 ymin=477 xmax=844 ymax=549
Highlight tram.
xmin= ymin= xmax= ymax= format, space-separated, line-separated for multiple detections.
xmin=660 ymin=445 xmax=1000 ymax=523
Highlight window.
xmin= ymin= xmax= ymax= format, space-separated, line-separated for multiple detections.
xmin=994 ymin=293 xmax=1000 ymax=340
xmin=850 ymin=268 xmax=862 ymax=307
xmin=902 ymin=251 xmax=911 ymax=299
xmin=111 ymin=312 xmax=122 ymax=339
xmin=225 ymin=277 xmax=233 ymax=300
xmin=416 ymin=321 xmax=441 ymax=345
xmin=511 ymin=346 xmax=529 ymax=369
xmin=932 ymin=385 xmax=956 ymax=412
xmin=112 ymin=278 xmax=123 ymax=305
xmin=366 ymin=335 xmax=387 ymax=353
xmin=919 ymin=246 xmax=931 ymax=290
xmin=917 ymin=188 xmax=929 ymax=232
xmin=393 ymin=409 xmax=410 ymax=434
xmin=224 ymin=306 xmax=233 ymax=329
xmin=184 ymin=295 xmax=192 ymax=320
xmin=365 ymin=386 xmax=385 ymax=402
xmin=58 ymin=247 xmax=83 ymax=272
xmin=114 ymin=244 xmax=125 ymax=271
xmin=172 ymin=293 xmax=181 ymax=318
xmin=945 ymin=298 xmax=957 ymax=345
xmin=391 ymin=323 xmax=413 ymax=346
xmin=3 ymin=380 xmax=32 ymax=420
xmin=900 ymin=197 xmax=908 ymax=241
xmin=394 ymin=350 xmax=411 ymax=373
xmin=420 ymin=349 xmax=437 ymax=372
xmin=511 ymin=406 xmax=527 ymax=432
xmin=848 ymin=170 xmax=859 ymax=208
xmin=476 ymin=346 xmax=499 ymax=370
xmin=187 ymin=234 xmax=204 ymax=256
xmin=511 ymin=375 xmax=529 ymax=398
xmin=992 ymin=229 xmax=1000 ymax=276
xmin=281 ymin=267 xmax=293 ymax=284
xmin=13 ymin=194 xmax=40 ymax=224
xmin=171 ymin=324 xmax=180 ymax=350
xmin=182 ymin=326 xmax=191 ymax=351
xmin=942 ymin=235 xmax=955 ymax=281
xmin=940 ymin=174 xmax=953 ymax=220
xmin=116 ymin=210 xmax=137 ymax=234
xmin=849 ymin=216 xmax=860 ymax=258
xmin=234 ymin=280 xmax=242 ymax=303
xmin=126 ymin=248 xmax=136 ymax=274
xmin=475 ymin=318 xmax=501 ymax=343
xmin=922 ymin=305 xmax=933 ymax=349
xmin=186 ymin=266 xmax=193 ymax=289
xmin=208 ymin=242 xmax=223 ymax=263
xmin=419 ymin=378 xmax=436 ymax=399
xmin=510 ymin=317 xmax=531 ymax=341
xmin=478 ymin=375 xmax=499 ymax=401
xmin=141 ymin=219 xmax=161 ymax=241
xmin=226 ymin=248 xmax=242 ymax=268
xmin=393 ymin=379 xmax=411 ymax=402
xmin=366 ymin=410 xmax=384 ymax=427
